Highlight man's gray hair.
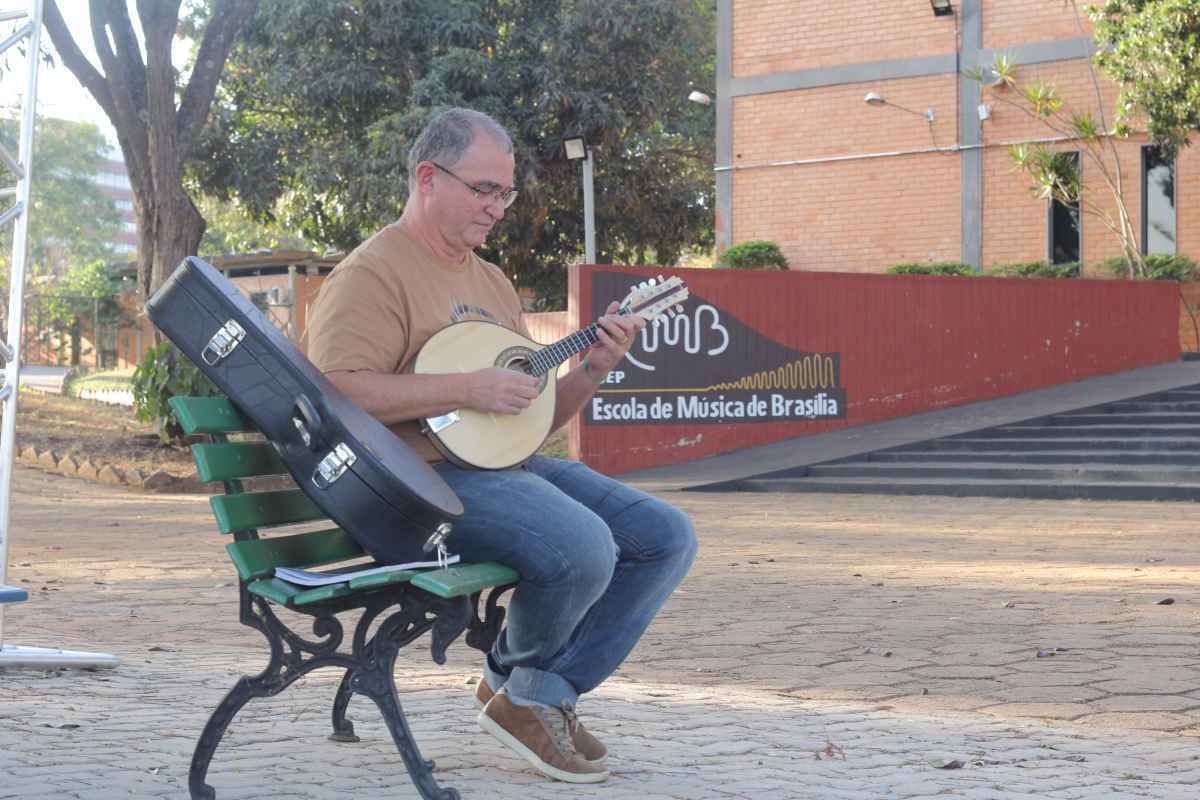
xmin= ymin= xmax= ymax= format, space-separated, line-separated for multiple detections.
xmin=407 ymin=108 xmax=513 ymax=193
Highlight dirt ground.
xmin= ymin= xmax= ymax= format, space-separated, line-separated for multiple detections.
xmin=11 ymin=390 xmax=197 ymax=477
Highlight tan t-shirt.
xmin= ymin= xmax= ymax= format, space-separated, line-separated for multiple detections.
xmin=304 ymin=222 xmax=528 ymax=461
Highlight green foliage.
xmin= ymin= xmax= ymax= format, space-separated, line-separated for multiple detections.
xmin=64 ymin=367 xmax=134 ymax=398
xmin=193 ymin=0 xmax=717 ymax=308
xmin=132 ymin=342 xmax=222 ymax=444
xmin=40 ymin=261 xmax=131 ymax=365
xmin=0 ymin=117 xmax=120 ymax=288
xmin=195 ymin=193 xmax=310 ymax=258
xmin=1091 ymin=0 xmax=1200 ymax=153
xmin=716 ymin=240 xmax=788 ymax=270
xmin=973 ymin=32 xmax=1145 ymax=276
xmin=1099 ymin=253 xmax=1199 ymax=281
xmin=988 ymin=260 xmax=1081 ymax=278
xmin=887 ymin=262 xmax=976 ymax=277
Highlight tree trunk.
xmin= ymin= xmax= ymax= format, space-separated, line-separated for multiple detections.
xmin=69 ymin=317 xmax=81 ymax=367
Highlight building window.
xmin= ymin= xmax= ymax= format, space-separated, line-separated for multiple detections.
xmin=1142 ymin=145 xmax=1176 ymax=255
xmin=1048 ymin=152 xmax=1081 ymax=264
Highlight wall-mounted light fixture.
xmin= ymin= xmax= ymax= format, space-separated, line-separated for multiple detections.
xmin=687 ymin=90 xmax=712 ymax=106
xmin=930 ymin=0 xmax=954 ymax=16
xmin=863 ymin=92 xmax=934 ymax=123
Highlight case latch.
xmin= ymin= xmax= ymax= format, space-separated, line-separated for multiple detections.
xmin=202 ymin=320 xmax=246 ymax=365
xmin=312 ymin=443 xmax=356 ymax=489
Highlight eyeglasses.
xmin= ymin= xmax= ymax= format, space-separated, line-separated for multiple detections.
xmin=432 ymin=162 xmax=518 ymax=209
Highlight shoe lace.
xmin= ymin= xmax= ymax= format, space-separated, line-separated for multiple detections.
xmin=534 ymin=702 xmax=578 ymax=755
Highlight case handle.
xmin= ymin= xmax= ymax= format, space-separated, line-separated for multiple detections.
xmin=292 ymin=395 xmax=323 ymax=451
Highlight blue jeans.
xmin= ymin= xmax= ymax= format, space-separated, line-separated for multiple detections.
xmin=432 ymin=456 xmax=697 ymax=710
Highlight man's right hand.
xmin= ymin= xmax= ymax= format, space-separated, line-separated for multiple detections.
xmin=463 ymin=367 xmax=541 ymax=414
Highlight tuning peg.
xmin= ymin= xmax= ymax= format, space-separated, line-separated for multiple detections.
xmin=648 ymin=277 xmax=657 ymax=286
xmin=675 ymin=304 xmax=684 ymax=313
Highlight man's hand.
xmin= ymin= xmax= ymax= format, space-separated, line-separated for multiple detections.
xmin=586 ymin=301 xmax=646 ymax=379
xmin=463 ymin=366 xmax=541 ymax=414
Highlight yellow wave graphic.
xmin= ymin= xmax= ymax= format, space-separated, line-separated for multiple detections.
xmin=706 ymin=356 xmax=838 ymax=391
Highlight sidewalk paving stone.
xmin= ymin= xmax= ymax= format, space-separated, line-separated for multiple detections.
xmin=3 ymin=465 xmax=1200 ymax=798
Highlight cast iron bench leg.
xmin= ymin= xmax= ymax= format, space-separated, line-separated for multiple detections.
xmin=330 ymin=668 xmax=360 ymax=742
xmin=189 ymin=674 xmax=276 ymax=800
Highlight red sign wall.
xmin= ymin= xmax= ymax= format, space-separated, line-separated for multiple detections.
xmin=568 ymin=266 xmax=1180 ymax=475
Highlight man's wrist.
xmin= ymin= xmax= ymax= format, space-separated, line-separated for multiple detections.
xmin=581 ymin=356 xmax=607 ymax=384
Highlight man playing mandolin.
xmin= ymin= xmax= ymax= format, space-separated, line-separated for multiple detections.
xmin=304 ymin=108 xmax=697 ymax=784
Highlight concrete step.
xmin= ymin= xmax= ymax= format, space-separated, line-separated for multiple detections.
xmin=1050 ymin=412 xmax=1200 ymax=425
xmin=918 ymin=436 xmax=1200 ymax=451
xmin=868 ymin=450 xmax=1200 ymax=466
xmin=967 ymin=425 xmax=1200 ymax=438
xmin=1102 ymin=401 xmax=1200 ymax=413
xmin=807 ymin=462 xmax=1200 ymax=483
xmin=721 ymin=477 xmax=1200 ymax=502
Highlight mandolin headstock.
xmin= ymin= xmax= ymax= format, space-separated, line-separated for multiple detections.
xmin=619 ymin=275 xmax=689 ymax=323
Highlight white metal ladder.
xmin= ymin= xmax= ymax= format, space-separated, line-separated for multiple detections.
xmin=0 ymin=0 xmax=117 ymax=669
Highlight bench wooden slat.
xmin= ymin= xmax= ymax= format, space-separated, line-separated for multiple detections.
xmin=210 ymin=489 xmax=326 ymax=534
xmin=169 ymin=396 xmax=252 ymax=435
xmin=193 ymin=441 xmax=289 ymax=482
xmin=226 ymin=528 xmax=365 ymax=581
xmin=410 ymin=562 xmax=520 ymax=598
xmin=247 ymin=577 xmax=355 ymax=607
xmin=347 ymin=569 xmax=421 ymax=591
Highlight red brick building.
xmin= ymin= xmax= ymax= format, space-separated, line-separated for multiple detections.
xmin=717 ymin=1 xmax=1196 ymax=273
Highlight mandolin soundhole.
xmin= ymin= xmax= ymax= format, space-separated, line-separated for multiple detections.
xmin=496 ymin=346 xmax=549 ymax=393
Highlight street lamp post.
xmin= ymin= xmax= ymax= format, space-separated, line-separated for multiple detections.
xmin=564 ymin=137 xmax=596 ymax=264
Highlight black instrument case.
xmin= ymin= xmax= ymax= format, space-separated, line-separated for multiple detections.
xmin=147 ymin=256 xmax=464 ymax=565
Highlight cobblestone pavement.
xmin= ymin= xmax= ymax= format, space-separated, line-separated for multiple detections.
xmin=2 ymin=464 xmax=1199 ymax=799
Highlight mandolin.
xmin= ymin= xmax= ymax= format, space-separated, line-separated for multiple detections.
xmin=412 ymin=276 xmax=689 ymax=469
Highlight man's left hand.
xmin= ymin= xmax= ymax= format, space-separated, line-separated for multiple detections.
xmin=587 ymin=301 xmax=645 ymax=377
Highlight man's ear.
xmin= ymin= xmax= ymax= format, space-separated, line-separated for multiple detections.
xmin=412 ymin=161 xmax=437 ymax=194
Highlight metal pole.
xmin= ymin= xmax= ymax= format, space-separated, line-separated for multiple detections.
xmin=0 ymin=0 xmax=43 ymax=649
xmin=582 ymin=150 xmax=596 ymax=264
xmin=0 ymin=0 xmax=117 ymax=669
xmin=286 ymin=264 xmax=296 ymax=341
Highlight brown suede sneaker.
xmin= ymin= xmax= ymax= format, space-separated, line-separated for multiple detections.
xmin=474 ymin=679 xmax=608 ymax=763
xmin=478 ymin=691 xmax=610 ymax=783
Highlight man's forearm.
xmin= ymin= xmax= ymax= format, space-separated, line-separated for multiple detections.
xmin=552 ymin=359 xmax=605 ymax=432
xmin=326 ymin=370 xmax=469 ymax=426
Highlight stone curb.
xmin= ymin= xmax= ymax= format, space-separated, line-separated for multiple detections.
xmin=14 ymin=445 xmax=296 ymax=495
xmin=15 ymin=445 xmax=215 ymax=494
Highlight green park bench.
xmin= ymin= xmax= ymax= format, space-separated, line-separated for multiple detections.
xmin=169 ymin=396 xmax=519 ymax=800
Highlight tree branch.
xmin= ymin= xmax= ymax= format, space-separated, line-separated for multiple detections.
xmin=42 ymin=1 xmax=116 ymax=122
xmin=136 ymin=0 xmax=183 ymax=157
xmin=89 ymin=0 xmax=141 ymax=137
xmin=102 ymin=0 xmax=147 ymax=117
xmin=176 ymin=0 xmax=260 ymax=157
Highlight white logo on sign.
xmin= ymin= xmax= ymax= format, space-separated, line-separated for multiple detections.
xmin=625 ymin=304 xmax=729 ymax=372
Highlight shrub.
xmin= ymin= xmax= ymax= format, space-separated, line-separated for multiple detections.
xmin=132 ymin=341 xmax=222 ymax=444
xmin=988 ymin=260 xmax=1081 ymax=279
xmin=716 ymin=240 xmax=788 ymax=270
xmin=887 ymin=261 xmax=976 ymax=277
xmin=1099 ymin=254 xmax=1200 ymax=281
